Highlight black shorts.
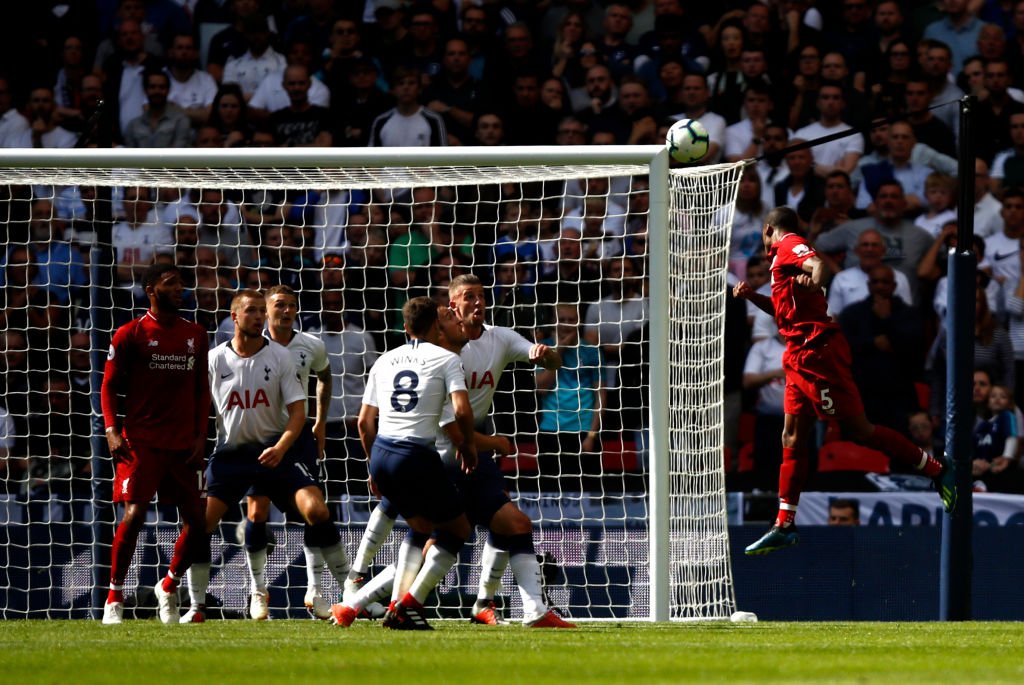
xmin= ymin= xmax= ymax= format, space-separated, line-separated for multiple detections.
xmin=369 ymin=436 xmax=463 ymax=524
xmin=447 ymin=451 xmax=510 ymax=528
xmin=206 ymin=441 xmax=318 ymax=507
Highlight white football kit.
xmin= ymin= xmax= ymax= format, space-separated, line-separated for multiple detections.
xmin=435 ymin=325 xmax=534 ymax=464
xmin=209 ymin=338 xmax=306 ymax=448
xmin=279 ymin=329 xmax=328 ymax=423
xmin=363 ymin=339 xmax=466 ymax=445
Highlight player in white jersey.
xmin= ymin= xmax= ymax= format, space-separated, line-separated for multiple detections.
xmin=181 ymin=290 xmax=349 ymax=622
xmin=238 ymin=285 xmax=347 ymax=620
xmin=343 ymin=275 xmax=574 ymax=627
xmin=332 ymin=297 xmax=476 ymax=630
xmin=336 ymin=304 xmax=522 ymax=618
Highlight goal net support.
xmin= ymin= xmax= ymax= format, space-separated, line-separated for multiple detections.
xmin=0 ymin=147 xmax=743 ymax=621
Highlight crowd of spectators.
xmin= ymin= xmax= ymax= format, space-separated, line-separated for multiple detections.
xmin=4 ymin=0 xmax=1024 ymax=513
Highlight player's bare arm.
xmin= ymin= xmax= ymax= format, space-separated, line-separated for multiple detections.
xmin=452 ymin=389 xmax=477 ymax=473
xmin=733 ymin=280 xmax=775 ymax=315
xmin=530 ymin=343 xmax=562 ymax=370
xmin=357 ymin=403 xmax=378 ymax=459
xmin=313 ymin=367 xmax=332 ymax=460
xmin=259 ymin=399 xmax=305 ymax=467
xmin=798 ymin=254 xmax=829 ymax=290
xmin=443 ymin=422 xmax=512 ymax=456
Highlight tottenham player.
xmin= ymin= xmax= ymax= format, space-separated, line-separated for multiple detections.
xmin=334 ymin=297 xmax=476 ymax=630
xmin=334 ymin=304 xmax=516 ymax=618
xmin=181 ymin=290 xmax=349 ymax=621
xmin=344 ymin=275 xmax=574 ymax=627
xmin=100 ymin=263 xmax=210 ymax=625
xmin=733 ymin=207 xmax=954 ymax=554
xmin=239 ymin=284 xmax=345 ymax=619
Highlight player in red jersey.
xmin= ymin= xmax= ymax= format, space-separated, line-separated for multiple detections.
xmin=733 ymin=207 xmax=955 ymax=554
xmin=100 ymin=263 xmax=211 ymax=623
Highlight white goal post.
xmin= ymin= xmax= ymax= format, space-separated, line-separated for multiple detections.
xmin=0 ymin=146 xmax=744 ymax=621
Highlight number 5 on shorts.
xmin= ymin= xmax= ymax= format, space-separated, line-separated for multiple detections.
xmin=819 ymin=387 xmax=834 ymax=415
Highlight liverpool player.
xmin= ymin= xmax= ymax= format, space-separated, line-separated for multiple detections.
xmin=733 ymin=207 xmax=955 ymax=555
xmin=181 ymin=290 xmax=349 ymax=622
xmin=242 ymin=285 xmax=344 ymax=620
xmin=100 ymin=263 xmax=210 ymax=624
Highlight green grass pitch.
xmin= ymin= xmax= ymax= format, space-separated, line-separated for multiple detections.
xmin=3 ymin=620 xmax=1023 ymax=684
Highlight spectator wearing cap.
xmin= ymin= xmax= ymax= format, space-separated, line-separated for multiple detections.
xmin=332 ymin=56 xmax=393 ymax=147
xmin=223 ymin=15 xmax=287 ymax=99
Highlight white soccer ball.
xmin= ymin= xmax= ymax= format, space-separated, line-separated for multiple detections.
xmin=666 ymin=118 xmax=710 ymax=164
xmin=730 ymin=610 xmax=758 ymax=623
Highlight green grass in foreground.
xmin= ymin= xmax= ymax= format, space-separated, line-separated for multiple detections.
xmin=2 ymin=619 xmax=1023 ymax=685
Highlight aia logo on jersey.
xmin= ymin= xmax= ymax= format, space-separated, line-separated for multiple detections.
xmin=148 ymin=340 xmax=159 ymax=347
xmin=226 ymin=388 xmax=270 ymax=410
xmin=468 ymin=370 xmax=495 ymax=389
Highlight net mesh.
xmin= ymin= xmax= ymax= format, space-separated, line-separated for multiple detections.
xmin=0 ymin=156 xmax=742 ymax=620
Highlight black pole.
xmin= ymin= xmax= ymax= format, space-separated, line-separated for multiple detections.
xmin=940 ymin=95 xmax=976 ymax=620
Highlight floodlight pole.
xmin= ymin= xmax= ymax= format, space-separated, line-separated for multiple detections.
xmin=940 ymin=95 xmax=976 ymax=621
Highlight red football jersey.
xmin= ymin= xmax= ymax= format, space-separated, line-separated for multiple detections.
xmin=768 ymin=233 xmax=839 ymax=346
xmin=101 ymin=311 xmax=210 ymax=450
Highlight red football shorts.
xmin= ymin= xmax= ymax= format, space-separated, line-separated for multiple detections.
xmin=113 ymin=443 xmax=203 ymax=506
xmin=782 ymin=332 xmax=865 ymax=420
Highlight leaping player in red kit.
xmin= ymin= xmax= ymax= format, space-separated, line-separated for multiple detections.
xmin=100 ymin=263 xmax=210 ymax=623
xmin=733 ymin=207 xmax=956 ymax=554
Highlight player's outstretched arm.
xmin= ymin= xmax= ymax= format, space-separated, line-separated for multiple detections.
xmin=530 ymin=343 xmax=562 ymax=370
xmin=733 ymin=281 xmax=774 ymax=315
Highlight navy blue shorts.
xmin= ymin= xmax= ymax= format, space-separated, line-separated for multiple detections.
xmin=446 ymin=451 xmax=510 ymax=528
xmin=369 ymin=436 xmax=463 ymax=524
xmin=246 ymin=426 xmax=320 ymax=499
xmin=207 ymin=440 xmax=319 ymax=507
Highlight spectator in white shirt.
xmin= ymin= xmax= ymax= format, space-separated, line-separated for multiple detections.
xmin=166 ymin=34 xmax=218 ymax=128
xmin=794 ymin=81 xmax=864 ymax=177
xmin=222 ymin=15 xmax=287 ymax=100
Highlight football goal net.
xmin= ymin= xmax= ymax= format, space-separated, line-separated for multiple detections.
xmin=0 ymin=146 xmax=743 ymax=622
